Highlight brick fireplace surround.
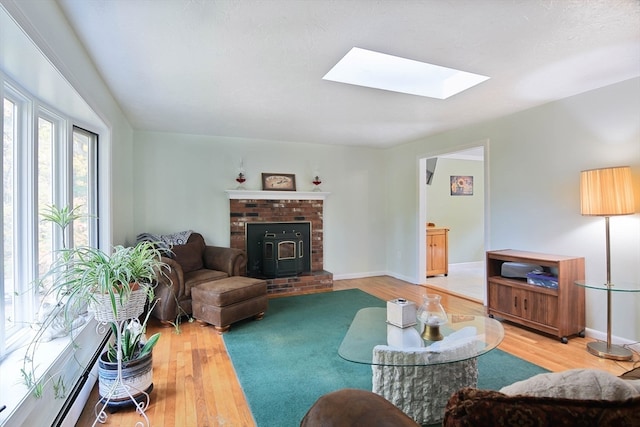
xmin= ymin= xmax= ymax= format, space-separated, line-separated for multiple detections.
xmin=227 ymin=190 xmax=333 ymax=295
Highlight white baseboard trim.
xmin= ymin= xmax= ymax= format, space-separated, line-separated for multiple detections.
xmin=332 ymin=270 xmax=418 ymax=285
xmin=332 ymin=271 xmax=387 ymax=281
xmin=385 ymin=271 xmax=417 ymax=284
xmin=449 ymin=261 xmax=484 ymax=268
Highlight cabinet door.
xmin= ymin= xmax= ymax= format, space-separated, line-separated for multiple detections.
xmin=488 ymin=283 xmax=558 ymax=328
xmin=430 ymin=233 xmax=447 ymax=272
xmin=522 ymin=291 xmax=558 ymax=327
xmin=426 ymin=231 xmax=447 ymax=275
xmin=488 ymin=282 xmax=515 ymax=315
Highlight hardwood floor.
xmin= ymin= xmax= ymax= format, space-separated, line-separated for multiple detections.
xmin=76 ymin=276 xmax=639 ymax=426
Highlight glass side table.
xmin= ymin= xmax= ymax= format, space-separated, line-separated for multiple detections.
xmin=575 ymin=280 xmax=640 ymax=361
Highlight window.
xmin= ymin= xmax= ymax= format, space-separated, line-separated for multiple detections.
xmin=37 ymin=116 xmax=55 ymax=306
xmin=2 ymin=97 xmax=17 ymax=349
xmin=72 ymin=127 xmax=98 ymax=249
xmin=0 ymin=80 xmax=99 ymax=359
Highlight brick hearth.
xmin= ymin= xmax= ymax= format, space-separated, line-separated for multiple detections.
xmin=227 ymin=191 xmax=333 ymax=295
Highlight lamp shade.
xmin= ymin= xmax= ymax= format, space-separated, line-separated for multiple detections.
xmin=580 ymin=166 xmax=635 ymax=216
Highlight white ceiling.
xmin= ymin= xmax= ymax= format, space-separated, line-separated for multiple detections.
xmin=56 ymin=0 xmax=640 ymax=148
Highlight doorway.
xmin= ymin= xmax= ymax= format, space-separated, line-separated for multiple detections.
xmin=418 ymin=142 xmax=489 ymax=303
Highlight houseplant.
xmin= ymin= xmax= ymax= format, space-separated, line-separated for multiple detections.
xmin=22 ymin=205 xmax=168 ymax=405
xmin=97 ymin=308 xmax=161 ymax=407
xmin=36 ymin=205 xmax=167 ymax=322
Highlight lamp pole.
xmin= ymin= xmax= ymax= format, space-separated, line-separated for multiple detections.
xmin=586 ymin=216 xmax=632 ymax=361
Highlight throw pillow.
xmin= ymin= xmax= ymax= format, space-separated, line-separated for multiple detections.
xmin=500 ymin=368 xmax=639 ymax=400
xmin=160 ymin=230 xmax=193 ymax=246
xmin=171 ymin=241 xmax=204 ymax=273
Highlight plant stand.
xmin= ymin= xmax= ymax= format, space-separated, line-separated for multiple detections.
xmin=92 ymin=319 xmax=150 ymax=427
xmin=91 ymin=290 xmax=151 ymax=426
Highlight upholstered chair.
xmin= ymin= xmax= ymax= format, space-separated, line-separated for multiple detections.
xmin=151 ymin=232 xmax=247 ymax=323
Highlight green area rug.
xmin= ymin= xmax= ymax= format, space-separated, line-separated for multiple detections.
xmin=223 ymin=289 xmax=548 ymax=427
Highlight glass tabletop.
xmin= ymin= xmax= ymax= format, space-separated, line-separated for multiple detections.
xmin=575 ymin=280 xmax=640 ymax=292
xmin=338 ymin=307 xmax=504 ymax=366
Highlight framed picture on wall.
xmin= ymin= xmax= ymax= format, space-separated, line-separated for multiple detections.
xmin=450 ymin=175 xmax=473 ymax=196
xmin=262 ymin=173 xmax=296 ymax=191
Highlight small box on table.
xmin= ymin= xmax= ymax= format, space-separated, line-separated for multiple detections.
xmin=386 ymin=298 xmax=417 ymax=328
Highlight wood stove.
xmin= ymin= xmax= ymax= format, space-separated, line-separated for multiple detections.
xmin=246 ymin=222 xmax=311 ymax=279
xmin=262 ymin=231 xmax=304 ymax=278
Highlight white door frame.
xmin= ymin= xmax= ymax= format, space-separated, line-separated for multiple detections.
xmin=417 ymin=139 xmax=491 ymax=304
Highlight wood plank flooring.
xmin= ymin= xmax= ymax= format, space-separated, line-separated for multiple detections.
xmin=76 ymin=276 xmax=639 ymax=426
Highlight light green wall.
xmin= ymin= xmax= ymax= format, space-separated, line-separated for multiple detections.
xmin=132 ymin=132 xmax=389 ymax=278
xmin=386 ymin=77 xmax=640 ymax=342
xmin=426 ymin=158 xmax=484 ymax=263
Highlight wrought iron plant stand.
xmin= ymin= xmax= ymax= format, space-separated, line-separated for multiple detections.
xmin=91 ymin=290 xmax=151 ymax=427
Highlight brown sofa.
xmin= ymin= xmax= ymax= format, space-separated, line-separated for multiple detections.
xmin=151 ymin=232 xmax=247 ymax=323
xmin=443 ymin=368 xmax=640 ymax=427
xmin=299 ymin=369 xmax=640 ymax=427
xmin=443 ymin=388 xmax=640 ymax=427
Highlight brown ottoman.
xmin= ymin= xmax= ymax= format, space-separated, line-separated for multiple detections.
xmin=192 ymin=276 xmax=268 ymax=332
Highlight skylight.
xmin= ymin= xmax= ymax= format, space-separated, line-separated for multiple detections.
xmin=322 ymin=47 xmax=489 ymax=99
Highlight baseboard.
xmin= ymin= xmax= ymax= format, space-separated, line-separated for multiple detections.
xmin=449 ymin=261 xmax=484 ymax=268
xmin=333 ymin=271 xmax=419 ymax=285
xmin=333 ymin=271 xmax=388 ymax=281
xmin=58 ymin=365 xmax=98 ymax=426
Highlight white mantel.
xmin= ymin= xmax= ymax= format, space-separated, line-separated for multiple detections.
xmin=226 ymin=190 xmax=329 ymax=200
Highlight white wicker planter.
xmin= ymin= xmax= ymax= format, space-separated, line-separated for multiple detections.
xmin=89 ymin=288 xmax=148 ymax=323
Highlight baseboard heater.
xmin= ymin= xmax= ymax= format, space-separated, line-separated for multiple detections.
xmin=52 ymin=331 xmax=111 ymax=426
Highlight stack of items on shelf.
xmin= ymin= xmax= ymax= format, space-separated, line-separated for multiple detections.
xmin=501 ymin=262 xmax=558 ymax=289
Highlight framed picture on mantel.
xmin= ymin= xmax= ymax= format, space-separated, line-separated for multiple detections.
xmin=262 ymin=173 xmax=296 ymax=191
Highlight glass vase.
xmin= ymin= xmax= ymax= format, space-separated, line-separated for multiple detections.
xmin=416 ymin=294 xmax=448 ymax=341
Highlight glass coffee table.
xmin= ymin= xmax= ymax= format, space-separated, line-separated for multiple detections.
xmin=338 ymin=307 xmax=504 ymax=424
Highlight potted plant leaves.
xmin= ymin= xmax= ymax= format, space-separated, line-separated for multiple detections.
xmin=23 ymin=205 xmax=168 ymax=410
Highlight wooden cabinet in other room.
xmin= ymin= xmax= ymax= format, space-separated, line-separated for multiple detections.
xmin=426 ymin=227 xmax=449 ymax=277
xmin=486 ymin=249 xmax=584 ymax=343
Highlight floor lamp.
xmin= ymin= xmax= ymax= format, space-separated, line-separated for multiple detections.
xmin=580 ymin=166 xmax=636 ymax=361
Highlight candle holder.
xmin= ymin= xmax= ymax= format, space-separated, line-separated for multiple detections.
xmin=235 ymin=172 xmax=246 ymax=190
xmin=312 ymin=175 xmax=322 ymax=191
xmin=422 ymin=323 xmax=444 ymax=341
xmin=417 ymin=294 xmax=448 ymax=341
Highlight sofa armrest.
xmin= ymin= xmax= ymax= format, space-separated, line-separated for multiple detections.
xmin=202 ymin=246 xmax=247 ymax=276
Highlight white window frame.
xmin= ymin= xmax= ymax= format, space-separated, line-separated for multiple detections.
xmin=0 ymin=75 xmax=100 ymax=359
xmin=1 ymin=82 xmax=34 ymax=356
